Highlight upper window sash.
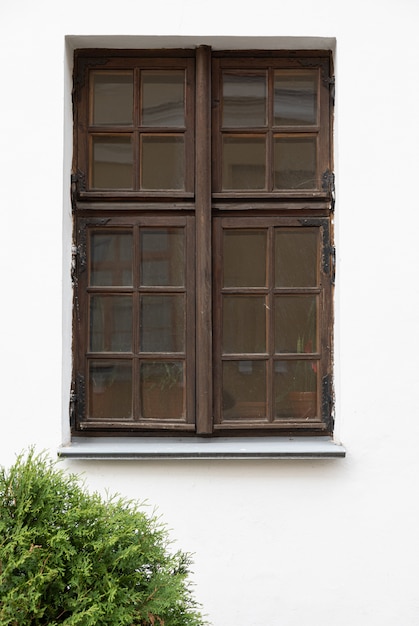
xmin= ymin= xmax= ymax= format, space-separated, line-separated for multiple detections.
xmin=211 ymin=54 xmax=333 ymax=200
xmin=73 ymin=51 xmax=195 ymax=201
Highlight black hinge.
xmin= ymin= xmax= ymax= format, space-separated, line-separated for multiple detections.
xmin=330 ymin=245 xmax=336 ymax=285
xmin=70 ymin=374 xmax=86 ymax=427
xmin=324 ymin=75 xmax=335 ymax=105
xmin=322 ymin=373 xmax=334 ymax=432
xmin=321 ymin=169 xmax=335 ymax=212
xmin=321 ymin=169 xmax=335 ymax=194
xmin=71 ymin=241 xmax=87 ymax=283
xmin=71 ymin=170 xmax=86 ymax=211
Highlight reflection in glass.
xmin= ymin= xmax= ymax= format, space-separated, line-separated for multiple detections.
xmin=223 ymin=296 xmax=266 ymax=354
xmin=274 ymin=360 xmax=317 ymax=419
xmin=140 ymin=228 xmax=185 ymax=286
xmin=141 ymin=71 xmax=185 ymax=127
xmin=222 ymin=361 xmax=266 ymax=419
xmin=222 ymin=73 xmax=266 ymax=127
xmin=223 ymin=230 xmax=266 ymax=288
xmin=275 ymin=295 xmax=317 ymax=353
xmin=141 ymin=135 xmax=184 ymax=189
xmin=90 ymin=232 xmax=133 ymax=286
xmin=274 ymin=136 xmax=317 ymax=190
xmin=140 ymin=295 xmax=185 ymax=353
xmin=275 ymin=228 xmax=318 ymax=287
xmin=274 ymin=73 xmax=317 ymax=126
xmin=90 ymin=296 xmax=132 ymax=353
xmin=89 ymin=360 xmax=132 ymax=419
xmin=222 ymin=136 xmax=266 ymax=189
xmin=91 ymin=71 xmax=133 ymax=125
xmin=140 ymin=362 xmax=185 ymax=419
xmin=92 ymin=136 xmax=133 ymax=189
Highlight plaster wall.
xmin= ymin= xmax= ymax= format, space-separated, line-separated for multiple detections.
xmin=1 ymin=1 xmax=419 ymax=624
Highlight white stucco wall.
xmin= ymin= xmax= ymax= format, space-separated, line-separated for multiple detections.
xmin=1 ymin=1 xmax=419 ymax=624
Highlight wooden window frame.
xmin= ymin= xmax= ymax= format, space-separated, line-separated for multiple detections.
xmin=71 ymin=47 xmax=334 ymax=438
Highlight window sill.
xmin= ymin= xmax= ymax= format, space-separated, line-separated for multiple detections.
xmin=58 ymin=436 xmax=345 ymax=460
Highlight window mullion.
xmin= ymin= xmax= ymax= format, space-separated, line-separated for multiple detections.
xmin=195 ymin=45 xmax=213 ymax=434
xmin=266 ymin=225 xmax=274 ymax=423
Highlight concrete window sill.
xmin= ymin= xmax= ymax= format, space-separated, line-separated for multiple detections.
xmin=58 ymin=436 xmax=345 ymax=460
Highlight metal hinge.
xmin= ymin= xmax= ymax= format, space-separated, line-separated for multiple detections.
xmin=71 ymin=170 xmax=86 ymax=211
xmin=71 ymin=241 xmax=87 ymax=283
xmin=322 ymin=169 xmax=335 ymax=194
xmin=322 ymin=169 xmax=335 ymax=212
xmin=322 ymin=373 xmax=334 ymax=431
xmin=329 ymin=245 xmax=336 ymax=285
xmin=69 ymin=386 xmax=77 ymax=428
xmin=324 ymin=75 xmax=335 ymax=105
xmin=70 ymin=374 xmax=85 ymax=427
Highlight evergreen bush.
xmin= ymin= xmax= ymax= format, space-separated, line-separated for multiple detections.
xmin=0 ymin=450 xmax=205 ymax=626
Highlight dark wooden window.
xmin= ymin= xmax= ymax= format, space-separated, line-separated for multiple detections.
xmin=72 ymin=48 xmax=334 ymax=436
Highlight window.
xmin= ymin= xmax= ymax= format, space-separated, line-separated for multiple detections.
xmin=71 ymin=47 xmax=335 ymax=438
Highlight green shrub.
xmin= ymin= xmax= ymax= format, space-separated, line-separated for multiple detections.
xmin=0 ymin=450 xmax=205 ymax=626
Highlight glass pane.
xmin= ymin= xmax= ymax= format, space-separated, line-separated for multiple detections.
xmin=275 ymin=228 xmax=318 ymax=287
xmin=223 ymin=230 xmax=266 ymax=288
xmin=141 ymin=71 xmax=185 ymax=127
xmin=141 ymin=135 xmax=184 ymax=189
xmin=222 ymin=73 xmax=266 ymax=127
xmin=140 ymin=362 xmax=185 ymax=419
xmin=274 ymin=360 xmax=317 ymax=419
xmin=140 ymin=295 xmax=185 ymax=352
xmin=90 ymin=232 xmax=133 ymax=286
xmin=89 ymin=360 xmax=132 ymax=419
xmin=92 ymin=136 xmax=133 ymax=189
xmin=140 ymin=228 xmax=185 ymax=286
xmin=222 ymin=136 xmax=266 ymax=190
xmin=222 ymin=361 xmax=266 ymax=419
xmin=275 ymin=295 xmax=317 ymax=353
xmin=90 ymin=296 xmax=132 ymax=353
xmin=274 ymin=136 xmax=317 ymax=190
xmin=223 ymin=296 xmax=266 ymax=354
xmin=91 ymin=71 xmax=133 ymax=125
xmin=274 ymin=72 xmax=317 ymax=126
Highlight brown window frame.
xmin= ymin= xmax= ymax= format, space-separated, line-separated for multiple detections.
xmin=71 ymin=47 xmax=335 ymax=438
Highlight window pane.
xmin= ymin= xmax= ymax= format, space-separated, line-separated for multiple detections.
xmin=274 ymin=360 xmax=317 ymax=419
xmin=141 ymin=71 xmax=185 ymax=127
xmin=140 ymin=295 xmax=185 ymax=353
xmin=90 ymin=232 xmax=133 ymax=286
xmin=275 ymin=228 xmax=318 ymax=287
xmin=90 ymin=296 xmax=132 ymax=352
xmin=222 ymin=136 xmax=266 ymax=190
xmin=222 ymin=361 xmax=266 ymax=419
xmin=140 ymin=228 xmax=185 ymax=286
xmin=88 ymin=360 xmax=132 ymax=419
xmin=222 ymin=73 xmax=266 ymax=127
xmin=274 ymin=136 xmax=317 ymax=190
xmin=223 ymin=296 xmax=266 ymax=354
xmin=274 ymin=72 xmax=317 ymax=126
xmin=275 ymin=295 xmax=317 ymax=353
xmin=223 ymin=230 xmax=266 ymax=287
xmin=141 ymin=136 xmax=184 ymax=189
xmin=92 ymin=136 xmax=133 ymax=189
xmin=91 ymin=71 xmax=133 ymax=125
xmin=140 ymin=362 xmax=185 ymax=419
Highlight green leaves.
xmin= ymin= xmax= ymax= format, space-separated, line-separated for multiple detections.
xmin=0 ymin=449 xmax=205 ymax=626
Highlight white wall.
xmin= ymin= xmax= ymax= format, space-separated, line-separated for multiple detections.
xmin=1 ymin=1 xmax=419 ymax=624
